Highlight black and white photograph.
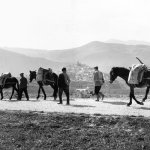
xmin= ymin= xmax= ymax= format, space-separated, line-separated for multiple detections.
xmin=0 ymin=0 xmax=150 ymax=149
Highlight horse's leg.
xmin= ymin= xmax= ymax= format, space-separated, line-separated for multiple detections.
xmin=41 ymin=86 xmax=46 ymax=100
xmin=127 ymin=87 xmax=133 ymax=106
xmin=52 ymin=85 xmax=58 ymax=100
xmin=14 ymin=86 xmax=19 ymax=99
xmin=142 ymin=86 xmax=150 ymax=102
xmin=1 ymin=89 xmax=3 ymax=100
xmin=14 ymin=84 xmax=19 ymax=94
xmin=130 ymin=87 xmax=144 ymax=105
xmin=37 ymin=86 xmax=41 ymax=99
xmin=10 ymin=87 xmax=14 ymax=100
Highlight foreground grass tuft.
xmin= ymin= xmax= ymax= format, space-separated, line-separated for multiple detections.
xmin=0 ymin=111 xmax=150 ymax=149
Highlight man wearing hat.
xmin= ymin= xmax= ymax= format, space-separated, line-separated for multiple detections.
xmin=18 ymin=73 xmax=29 ymax=101
xmin=93 ymin=66 xmax=105 ymax=101
xmin=58 ymin=67 xmax=70 ymax=105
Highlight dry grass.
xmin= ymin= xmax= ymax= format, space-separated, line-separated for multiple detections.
xmin=0 ymin=111 xmax=150 ymax=149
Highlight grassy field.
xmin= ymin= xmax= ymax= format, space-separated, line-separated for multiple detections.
xmin=1 ymin=81 xmax=150 ymax=149
xmin=0 ymin=111 xmax=150 ymax=150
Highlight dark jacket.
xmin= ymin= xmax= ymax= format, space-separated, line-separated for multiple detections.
xmin=58 ymin=73 xmax=69 ymax=88
xmin=20 ymin=77 xmax=28 ymax=89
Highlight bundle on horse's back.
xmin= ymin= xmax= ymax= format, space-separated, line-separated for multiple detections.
xmin=37 ymin=67 xmax=49 ymax=81
xmin=0 ymin=72 xmax=12 ymax=87
xmin=128 ymin=64 xmax=147 ymax=84
xmin=37 ymin=68 xmax=43 ymax=82
xmin=37 ymin=67 xmax=54 ymax=85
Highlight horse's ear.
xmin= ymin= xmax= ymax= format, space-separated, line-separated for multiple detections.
xmin=129 ymin=67 xmax=131 ymax=70
xmin=30 ymin=71 xmax=31 ymax=73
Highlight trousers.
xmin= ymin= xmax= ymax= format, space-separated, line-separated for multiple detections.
xmin=19 ymin=87 xmax=29 ymax=100
xmin=59 ymin=86 xmax=69 ymax=104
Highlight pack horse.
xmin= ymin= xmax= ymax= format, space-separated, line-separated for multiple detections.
xmin=0 ymin=72 xmax=19 ymax=100
xmin=29 ymin=67 xmax=58 ymax=100
xmin=109 ymin=62 xmax=150 ymax=106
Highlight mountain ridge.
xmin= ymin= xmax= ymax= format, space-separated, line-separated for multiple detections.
xmin=0 ymin=48 xmax=68 ymax=77
xmin=2 ymin=41 xmax=150 ymax=74
xmin=106 ymin=39 xmax=150 ymax=46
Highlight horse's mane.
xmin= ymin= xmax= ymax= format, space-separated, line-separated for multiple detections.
xmin=112 ymin=67 xmax=130 ymax=75
xmin=112 ymin=67 xmax=129 ymax=71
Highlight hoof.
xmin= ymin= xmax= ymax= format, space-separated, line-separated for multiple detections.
xmin=140 ymin=102 xmax=144 ymax=105
xmin=127 ymin=103 xmax=131 ymax=107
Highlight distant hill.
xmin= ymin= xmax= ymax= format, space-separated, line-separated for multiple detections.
xmin=3 ymin=41 xmax=150 ymax=74
xmin=65 ymin=62 xmax=126 ymax=91
xmin=0 ymin=48 xmax=68 ymax=77
xmin=106 ymin=39 xmax=150 ymax=46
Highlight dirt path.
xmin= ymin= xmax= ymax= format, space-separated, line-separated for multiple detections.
xmin=0 ymin=97 xmax=150 ymax=117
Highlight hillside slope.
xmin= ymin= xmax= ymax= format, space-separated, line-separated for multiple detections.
xmin=3 ymin=41 xmax=150 ymax=73
xmin=0 ymin=48 xmax=67 ymax=77
xmin=106 ymin=39 xmax=150 ymax=46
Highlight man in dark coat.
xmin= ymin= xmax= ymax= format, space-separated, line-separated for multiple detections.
xmin=58 ymin=67 xmax=70 ymax=105
xmin=18 ymin=73 xmax=29 ymax=101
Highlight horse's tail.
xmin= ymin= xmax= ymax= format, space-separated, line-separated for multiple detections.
xmin=54 ymin=73 xmax=58 ymax=90
xmin=53 ymin=73 xmax=58 ymax=98
xmin=55 ymin=73 xmax=58 ymax=84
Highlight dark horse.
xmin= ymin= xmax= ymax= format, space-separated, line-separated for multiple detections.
xmin=0 ymin=77 xmax=19 ymax=100
xmin=109 ymin=67 xmax=150 ymax=106
xmin=29 ymin=68 xmax=58 ymax=100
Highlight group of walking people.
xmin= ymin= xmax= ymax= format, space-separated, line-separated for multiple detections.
xmin=18 ymin=66 xmax=105 ymax=105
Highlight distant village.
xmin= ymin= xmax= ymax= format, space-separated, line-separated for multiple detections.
xmin=58 ymin=62 xmax=95 ymax=81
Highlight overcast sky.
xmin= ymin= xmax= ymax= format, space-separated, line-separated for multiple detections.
xmin=0 ymin=0 xmax=150 ymax=50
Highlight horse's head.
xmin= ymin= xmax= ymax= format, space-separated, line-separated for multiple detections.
xmin=109 ymin=68 xmax=117 ymax=83
xmin=29 ymin=70 xmax=36 ymax=82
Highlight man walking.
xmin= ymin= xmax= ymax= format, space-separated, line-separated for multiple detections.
xmin=93 ymin=66 xmax=105 ymax=101
xmin=18 ymin=73 xmax=29 ymax=101
xmin=58 ymin=67 xmax=70 ymax=105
